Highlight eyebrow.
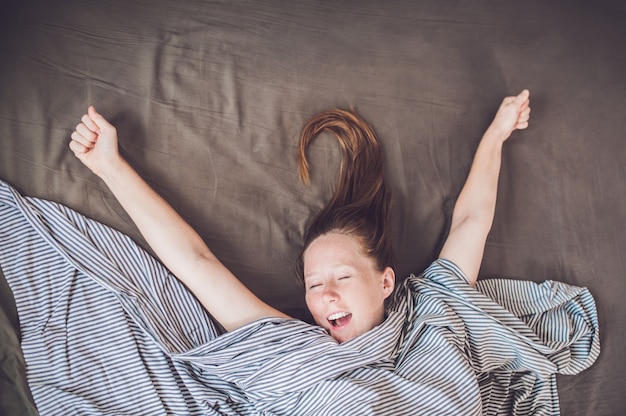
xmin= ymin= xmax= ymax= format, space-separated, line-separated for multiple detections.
xmin=303 ymin=264 xmax=356 ymax=280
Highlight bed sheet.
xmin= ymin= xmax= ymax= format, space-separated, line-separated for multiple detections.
xmin=1 ymin=0 xmax=625 ymax=414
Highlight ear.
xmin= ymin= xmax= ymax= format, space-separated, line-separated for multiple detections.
xmin=381 ymin=267 xmax=395 ymax=299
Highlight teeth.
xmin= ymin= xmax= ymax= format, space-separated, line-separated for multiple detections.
xmin=328 ymin=312 xmax=350 ymax=321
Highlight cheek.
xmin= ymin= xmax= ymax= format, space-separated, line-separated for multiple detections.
xmin=305 ymin=294 xmax=323 ymax=323
xmin=353 ymin=284 xmax=385 ymax=316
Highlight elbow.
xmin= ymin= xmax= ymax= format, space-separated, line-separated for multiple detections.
xmin=449 ymin=213 xmax=493 ymax=238
xmin=451 ymin=210 xmax=492 ymax=228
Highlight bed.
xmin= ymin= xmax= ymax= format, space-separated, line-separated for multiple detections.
xmin=0 ymin=0 xmax=624 ymax=414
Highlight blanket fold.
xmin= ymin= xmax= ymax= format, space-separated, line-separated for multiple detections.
xmin=0 ymin=180 xmax=599 ymax=415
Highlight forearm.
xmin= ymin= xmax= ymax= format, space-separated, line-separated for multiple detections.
xmin=451 ymin=125 xmax=507 ymax=230
xmin=99 ymin=157 xmax=212 ymax=276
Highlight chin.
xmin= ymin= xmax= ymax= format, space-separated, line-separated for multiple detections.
xmin=329 ymin=329 xmax=361 ymax=344
xmin=331 ymin=334 xmax=350 ymax=343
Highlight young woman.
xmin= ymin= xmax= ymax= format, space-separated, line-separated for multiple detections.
xmin=1 ymin=88 xmax=590 ymax=415
xmin=69 ymin=91 xmax=530 ymax=343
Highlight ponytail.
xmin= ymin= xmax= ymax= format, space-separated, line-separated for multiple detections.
xmin=296 ymin=109 xmax=394 ymax=280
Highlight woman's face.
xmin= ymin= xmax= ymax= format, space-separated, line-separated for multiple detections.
xmin=303 ymin=232 xmax=395 ymax=343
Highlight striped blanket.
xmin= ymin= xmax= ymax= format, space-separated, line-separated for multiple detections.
xmin=0 ymin=180 xmax=599 ymax=415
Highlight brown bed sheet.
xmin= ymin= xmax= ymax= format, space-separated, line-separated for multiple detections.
xmin=1 ymin=0 xmax=624 ymax=414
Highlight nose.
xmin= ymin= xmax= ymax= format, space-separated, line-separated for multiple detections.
xmin=322 ymin=282 xmax=340 ymax=303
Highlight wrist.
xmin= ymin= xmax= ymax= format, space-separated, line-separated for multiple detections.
xmin=483 ymin=123 xmax=511 ymax=145
xmin=97 ymin=156 xmax=128 ymax=183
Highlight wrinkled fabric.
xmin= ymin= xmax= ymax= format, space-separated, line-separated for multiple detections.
xmin=0 ymin=180 xmax=599 ymax=415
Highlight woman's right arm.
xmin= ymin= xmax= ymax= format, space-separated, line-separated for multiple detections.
xmin=70 ymin=106 xmax=289 ymax=331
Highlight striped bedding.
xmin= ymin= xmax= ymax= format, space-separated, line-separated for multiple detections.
xmin=0 ymin=180 xmax=599 ymax=415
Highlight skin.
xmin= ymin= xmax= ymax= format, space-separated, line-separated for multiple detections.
xmin=303 ymin=232 xmax=395 ymax=343
xmin=69 ymin=90 xmax=530 ymax=343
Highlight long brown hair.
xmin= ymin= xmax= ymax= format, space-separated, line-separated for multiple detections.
xmin=296 ymin=108 xmax=394 ymax=280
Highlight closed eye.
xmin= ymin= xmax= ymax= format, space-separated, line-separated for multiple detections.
xmin=338 ymin=276 xmax=351 ymax=281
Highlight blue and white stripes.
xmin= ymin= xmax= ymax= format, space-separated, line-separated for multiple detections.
xmin=0 ymin=180 xmax=599 ymax=415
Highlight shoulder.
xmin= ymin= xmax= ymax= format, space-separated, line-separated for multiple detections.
xmin=387 ymin=258 xmax=472 ymax=315
xmin=419 ymin=258 xmax=471 ymax=285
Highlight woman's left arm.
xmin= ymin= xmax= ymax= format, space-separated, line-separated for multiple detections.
xmin=439 ymin=90 xmax=531 ymax=286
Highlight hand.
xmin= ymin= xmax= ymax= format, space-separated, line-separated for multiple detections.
xmin=69 ymin=106 xmax=121 ymax=177
xmin=489 ymin=89 xmax=531 ymax=141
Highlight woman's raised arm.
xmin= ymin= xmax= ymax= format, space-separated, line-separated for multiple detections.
xmin=439 ymin=90 xmax=531 ymax=286
xmin=70 ymin=106 xmax=289 ymax=331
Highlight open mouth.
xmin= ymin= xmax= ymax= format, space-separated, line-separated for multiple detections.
xmin=327 ymin=312 xmax=352 ymax=329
